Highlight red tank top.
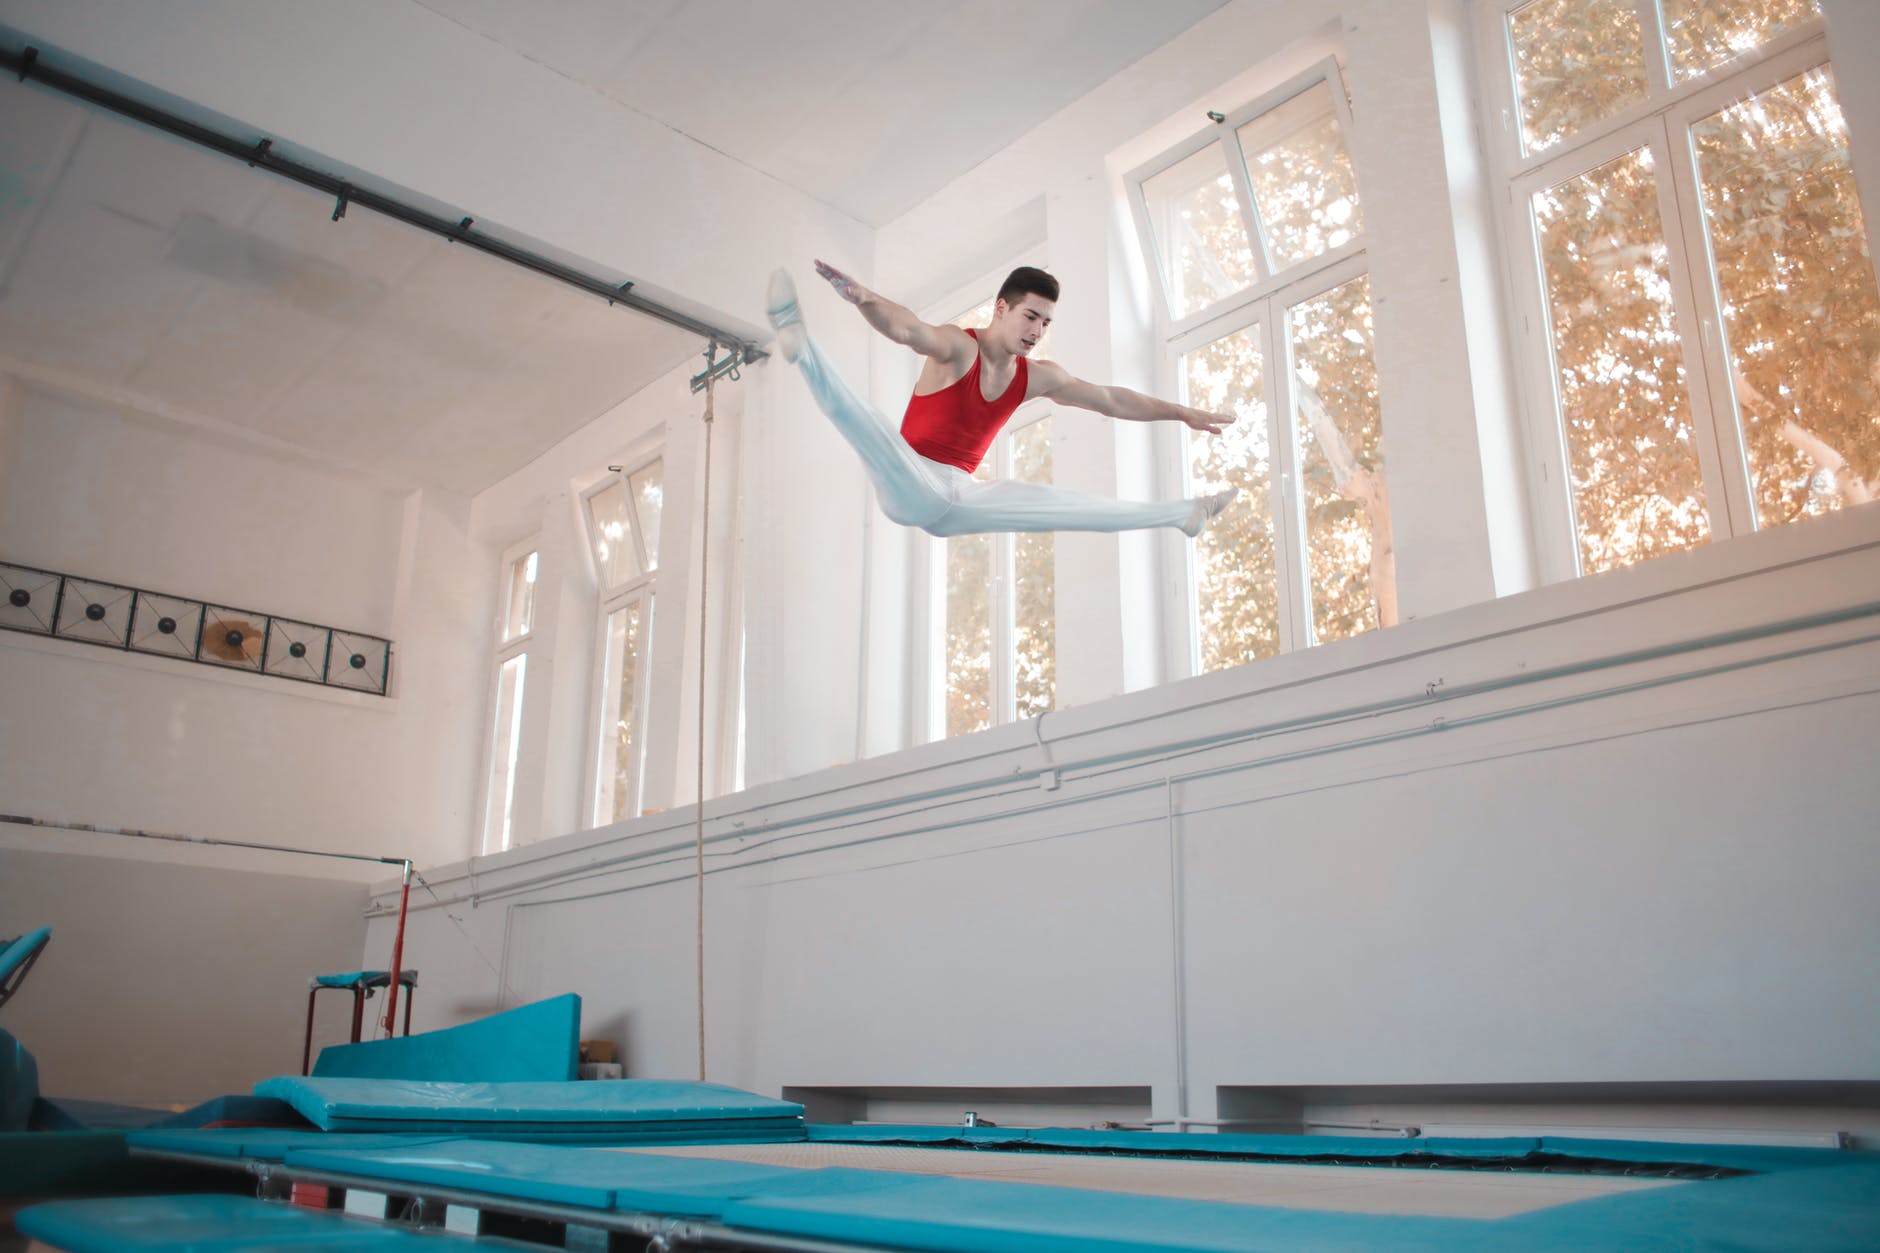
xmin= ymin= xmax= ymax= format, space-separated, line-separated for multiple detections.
xmin=900 ymin=329 xmax=1028 ymax=473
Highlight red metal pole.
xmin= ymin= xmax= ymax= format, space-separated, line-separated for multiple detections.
xmin=381 ymin=860 xmax=412 ymax=1038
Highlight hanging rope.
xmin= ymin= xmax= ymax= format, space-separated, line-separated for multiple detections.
xmin=685 ymin=338 xmax=740 ymax=1082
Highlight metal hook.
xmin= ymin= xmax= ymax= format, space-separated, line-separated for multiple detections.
xmin=331 ymin=185 xmax=351 ymax=222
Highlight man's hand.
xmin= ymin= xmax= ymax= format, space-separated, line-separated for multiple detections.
xmin=1179 ymin=406 xmax=1235 ymax=435
xmin=814 ymin=259 xmax=866 ymax=305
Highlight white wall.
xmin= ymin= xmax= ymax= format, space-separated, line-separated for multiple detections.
xmin=0 ymin=846 xmax=368 ymax=1103
xmin=371 ymin=504 xmax=1880 ymax=1134
xmin=0 ymin=380 xmax=487 ymax=869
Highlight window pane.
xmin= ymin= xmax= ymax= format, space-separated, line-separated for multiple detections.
xmin=1693 ymin=65 xmax=1880 ymax=528
xmin=1182 ymin=327 xmax=1280 ymax=670
xmin=586 ymin=481 xmax=641 ymax=586
xmin=628 ymin=460 xmax=664 ymax=572
xmin=945 ymin=509 xmax=993 ymax=739
xmin=1509 ymin=0 xmax=1649 ymax=155
xmin=1236 ymin=81 xmax=1363 ymax=271
xmin=1011 ymin=418 xmax=1056 ymax=720
xmin=1290 ymin=275 xmax=1394 ymax=643
xmin=1533 ymin=147 xmax=1710 ymax=573
xmin=483 ymin=654 xmax=526 ymax=853
xmin=595 ymin=598 xmax=647 ymax=824
xmin=501 ymin=551 xmax=537 ymax=642
xmin=1141 ymin=144 xmax=1259 ymax=319
xmin=1664 ymin=0 xmax=1820 ymax=83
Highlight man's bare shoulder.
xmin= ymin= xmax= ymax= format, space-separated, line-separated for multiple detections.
xmin=1023 ymin=356 xmax=1077 ymax=399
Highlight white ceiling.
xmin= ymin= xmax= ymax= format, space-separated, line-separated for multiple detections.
xmin=413 ymin=0 xmax=1228 ymax=228
xmin=0 ymin=2 xmax=1226 ymax=495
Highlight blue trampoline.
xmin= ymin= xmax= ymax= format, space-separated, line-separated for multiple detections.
xmin=15 ymin=998 xmax=1880 ymax=1250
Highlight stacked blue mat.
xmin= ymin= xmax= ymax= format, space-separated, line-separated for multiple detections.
xmin=243 ymin=993 xmax=806 ymax=1141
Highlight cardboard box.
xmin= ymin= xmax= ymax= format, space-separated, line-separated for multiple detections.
xmin=578 ymin=1039 xmax=616 ymax=1064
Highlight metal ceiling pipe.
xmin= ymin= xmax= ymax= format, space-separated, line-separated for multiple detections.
xmin=0 ymin=42 xmax=767 ymax=365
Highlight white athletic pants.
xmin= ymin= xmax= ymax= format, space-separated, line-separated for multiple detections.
xmin=785 ymin=322 xmax=1197 ymax=538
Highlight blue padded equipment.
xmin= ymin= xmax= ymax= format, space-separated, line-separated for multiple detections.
xmin=311 ymin=970 xmax=418 ymax=990
xmin=0 ymin=926 xmax=50 ymax=1012
xmin=129 ymin=1128 xmax=462 ymax=1161
xmin=147 ymin=1093 xmax=303 ymax=1129
xmin=312 ymin=992 xmax=576 ymax=1082
xmin=1485 ymin=1157 xmax=1880 ymax=1253
xmin=0 ymin=1027 xmax=38 ymax=1132
xmin=16 ymin=1193 xmax=460 ymax=1251
xmin=282 ymin=1139 xmax=912 ymax=1217
xmin=252 ymin=1074 xmax=805 ymax=1136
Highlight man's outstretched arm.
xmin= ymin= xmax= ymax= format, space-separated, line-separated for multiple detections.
xmin=814 ymin=260 xmax=974 ymax=364
xmin=1030 ymin=359 xmax=1234 ymax=435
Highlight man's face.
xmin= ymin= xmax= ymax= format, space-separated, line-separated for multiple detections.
xmin=992 ymin=293 xmax=1054 ymax=356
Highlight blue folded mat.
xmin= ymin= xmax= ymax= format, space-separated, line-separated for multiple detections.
xmin=312 ymin=992 xmax=577 ymax=1082
xmin=129 ymin=1128 xmax=463 ymax=1161
xmin=253 ymin=1075 xmax=806 ymax=1135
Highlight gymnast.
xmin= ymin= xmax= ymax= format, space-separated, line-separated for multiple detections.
xmin=767 ymin=262 xmax=1238 ymax=538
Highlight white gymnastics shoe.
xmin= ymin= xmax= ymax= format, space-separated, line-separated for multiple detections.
xmin=767 ymin=268 xmax=804 ymax=363
xmin=1181 ymin=486 xmax=1239 ymax=537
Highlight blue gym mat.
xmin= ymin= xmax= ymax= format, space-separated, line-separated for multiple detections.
xmin=16 ymin=1193 xmax=490 ymax=1251
xmin=0 ymin=926 xmax=50 ymax=986
xmin=1 ymin=1027 xmax=37 ymax=1132
xmin=128 ymin=1128 xmax=463 ymax=1161
xmin=311 ymin=992 xmax=578 ymax=1082
xmin=252 ymin=1075 xmax=806 ymax=1135
xmin=716 ymin=1157 xmax=1880 ymax=1253
xmin=282 ymin=1138 xmax=913 ymax=1216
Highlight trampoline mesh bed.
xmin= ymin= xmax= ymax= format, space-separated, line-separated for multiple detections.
xmin=605 ymin=1139 xmax=1678 ymax=1219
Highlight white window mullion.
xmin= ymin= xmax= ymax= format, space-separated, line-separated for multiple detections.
xmin=1658 ymin=117 xmax=1756 ymax=540
xmin=1269 ymin=304 xmax=1314 ymax=650
xmin=1222 ymin=132 xmax=1276 ymax=281
xmin=1634 ymin=122 xmax=1736 ymax=545
xmin=1639 ymin=0 xmax=1676 ymax=99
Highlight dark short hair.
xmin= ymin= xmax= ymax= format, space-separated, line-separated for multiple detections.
xmin=997 ymin=265 xmax=1059 ymax=307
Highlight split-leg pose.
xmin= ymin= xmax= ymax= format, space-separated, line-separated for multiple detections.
xmin=767 ymin=262 xmax=1237 ymax=538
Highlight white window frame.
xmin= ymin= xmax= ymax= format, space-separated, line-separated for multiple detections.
xmin=921 ymin=268 xmax=1059 ymax=741
xmin=1477 ymin=1 xmax=1847 ymax=582
xmin=1126 ymin=57 xmax=1378 ymax=676
xmin=581 ymin=449 xmax=661 ymax=827
xmin=478 ymin=536 xmax=538 ymax=855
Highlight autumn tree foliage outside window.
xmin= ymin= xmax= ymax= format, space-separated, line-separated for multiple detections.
xmin=1493 ymin=0 xmax=1878 ymax=578
xmin=1130 ymin=63 xmax=1394 ymax=675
